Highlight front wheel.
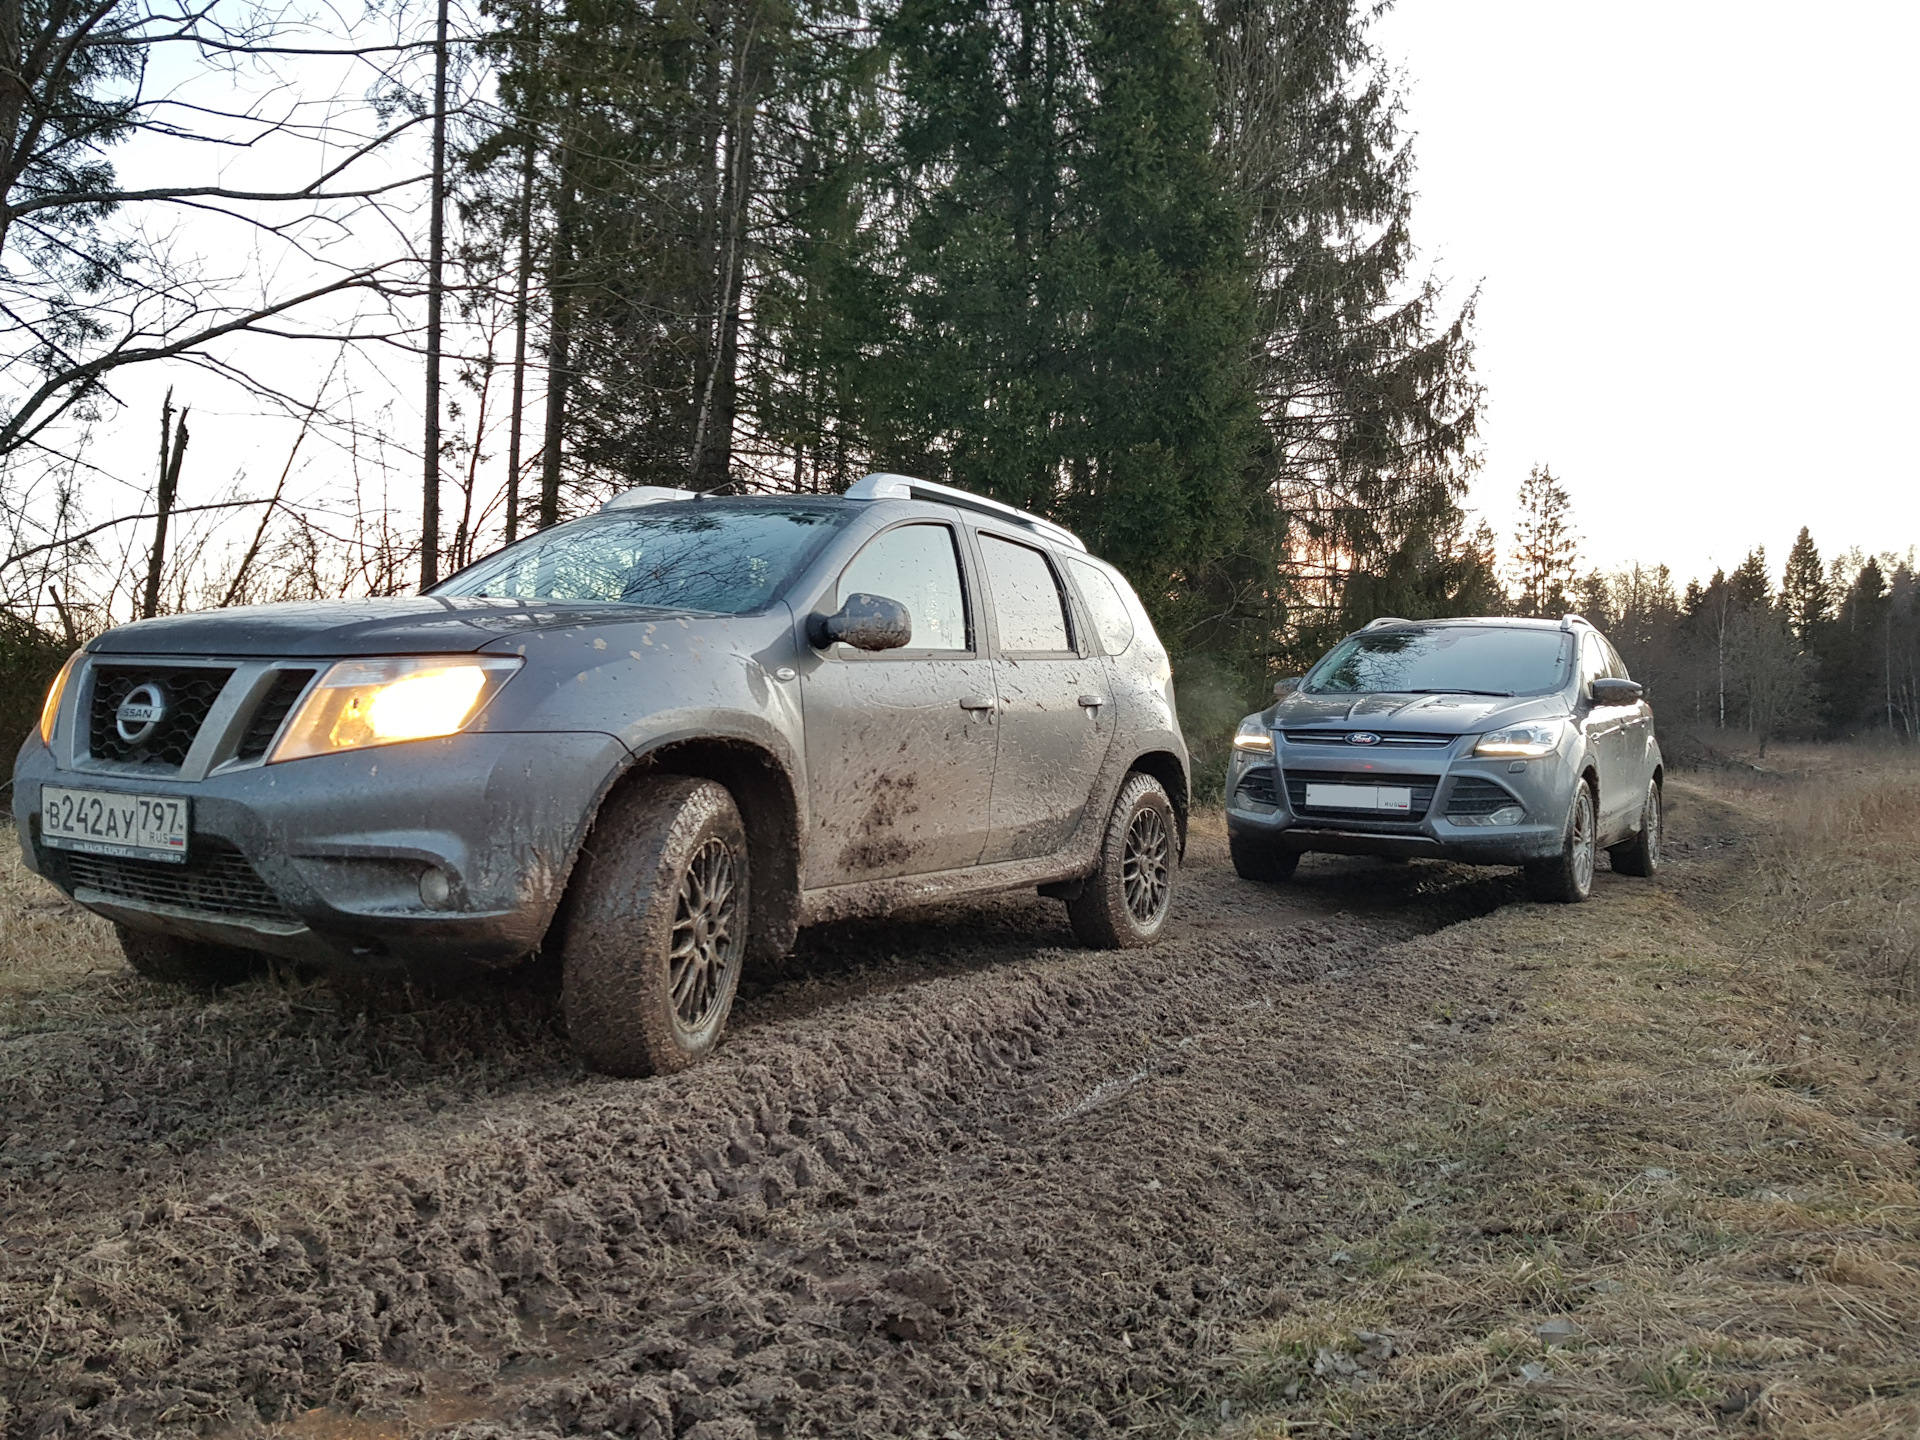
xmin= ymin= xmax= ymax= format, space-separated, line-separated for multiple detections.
xmin=1067 ymin=773 xmax=1178 ymax=948
xmin=560 ymin=776 xmax=749 ymax=1077
xmin=116 ymin=924 xmax=263 ymax=988
xmin=1524 ymin=779 xmax=1597 ymax=903
xmin=1609 ymin=777 xmax=1663 ymax=877
xmin=1230 ymin=833 xmax=1299 ymax=883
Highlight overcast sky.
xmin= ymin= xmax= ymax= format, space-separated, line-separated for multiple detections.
xmin=1370 ymin=0 xmax=1920 ymax=587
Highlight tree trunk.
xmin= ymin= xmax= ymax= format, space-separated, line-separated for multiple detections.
xmin=539 ymin=147 xmax=578 ymax=530
xmin=505 ymin=132 xmax=537 ymax=543
xmin=420 ymin=0 xmax=451 ymax=589
xmin=142 ymin=395 xmax=188 ymax=619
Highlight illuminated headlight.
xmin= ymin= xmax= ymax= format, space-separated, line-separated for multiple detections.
xmin=38 ymin=651 xmax=80 ymax=747
xmin=1232 ymin=717 xmax=1274 ymax=753
xmin=1473 ymin=720 xmax=1564 ymax=758
xmin=269 ymin=656 xmax=521 ymax=763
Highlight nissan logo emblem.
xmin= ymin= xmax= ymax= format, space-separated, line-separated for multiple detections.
xmin=1348 ymin=731 xmax=1381 ymax=746
xmin=115 ymin=682 xmax=169 ymax=746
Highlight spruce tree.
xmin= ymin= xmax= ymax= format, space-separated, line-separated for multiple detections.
xmin=1781 ymin=527 xmax=1828 ymax=645
xmin=1510 ymin=465 xmax=1579 ymax=618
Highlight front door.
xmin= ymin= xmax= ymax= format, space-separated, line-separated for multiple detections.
xmin=1580 ymin=633 xmax=1635 ymax=837
xmin=801 ymin=521 xmax=997 ymax=886
xmin=975 ymin=530 xmax=1116 ymax=863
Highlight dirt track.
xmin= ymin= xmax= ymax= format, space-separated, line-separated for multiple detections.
xmin=2 ymin=829 xmax=1545 ymax=1439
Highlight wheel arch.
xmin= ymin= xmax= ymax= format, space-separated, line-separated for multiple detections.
xmin=1126 ymin=748 xmax=1190 ymax=857
xmin=568 ymin=734 xmax=803 ymax=966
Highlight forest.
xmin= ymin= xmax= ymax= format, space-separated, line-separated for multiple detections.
xmin=0 ymin=0 xmax=1913 ymax=758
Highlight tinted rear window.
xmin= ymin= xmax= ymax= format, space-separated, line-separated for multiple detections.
xmin=434 ymin=504 xmax=848 ymax=613
xmin=1306 ymin=627 xmax=1573 ymax=697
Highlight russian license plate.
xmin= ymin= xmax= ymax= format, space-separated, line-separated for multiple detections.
xmin=40 ymin=786 xmax=189 ymax=863
xmin=1304 ymin=782 xmax=1413 ymax=813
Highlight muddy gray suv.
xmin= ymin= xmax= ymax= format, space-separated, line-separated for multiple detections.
xmin=16 ymin=475 xmax=1189 ymax=1074
xmin=1226 ymin=615 xmax=1662 ymax=901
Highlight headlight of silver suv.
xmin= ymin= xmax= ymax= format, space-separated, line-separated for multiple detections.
xmin=1473 ymin=719 xmax=1565 ymax=758
xmin=270 ymin=656 xmax=522 ymax=763
xmin=1232 ymin=716 xmax=1273 ymax=754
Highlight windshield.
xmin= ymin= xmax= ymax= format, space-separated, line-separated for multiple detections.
xmin=1305 ymin=626 xmax=1573 ymax=697
xmin=433 ymin=503 xmax=848 ymax=614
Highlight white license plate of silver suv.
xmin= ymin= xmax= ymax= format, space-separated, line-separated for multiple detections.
xmin=1303 ymin=782 xmax=1412 ymax=813
xmin=40 ymin=786 xmax=190 ymax=863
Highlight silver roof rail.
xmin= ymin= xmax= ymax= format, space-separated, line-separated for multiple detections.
xmin=1560 ymin=613 xmax=1589 ymax=631
xmin=1362 ymin=616 xmax=1414 ymax=630
xmin=603 ymin=485 xmax=697 ymax=511
xmin=845 ymin=472 xmax=1087 ymax=552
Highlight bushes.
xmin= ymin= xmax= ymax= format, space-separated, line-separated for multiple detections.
xmin=0 ymin=615 xmax=72 ymax=762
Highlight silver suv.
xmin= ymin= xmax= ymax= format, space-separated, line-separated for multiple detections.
xmin=1226 ymin=616 xmax=1662 ymax=901
xmin=15 ymin=475 xmax=1189 ymax=1074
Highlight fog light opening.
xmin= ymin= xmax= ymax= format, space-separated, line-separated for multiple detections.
xmin=419 ymin=867 xmax=454 ymax=910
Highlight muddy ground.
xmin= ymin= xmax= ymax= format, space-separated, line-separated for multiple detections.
xmin=0 ymin=813 xmax=1726 ymax=1440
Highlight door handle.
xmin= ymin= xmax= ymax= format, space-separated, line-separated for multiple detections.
xmin=959 ymin=696 xmax=995 ymax=712
xmin=1078 ymin=695 xmax=1105 ymax=708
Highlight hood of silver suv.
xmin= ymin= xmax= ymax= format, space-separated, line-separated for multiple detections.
xmin=1275 ymin=689 xmax=1562 ymax=733
xmin=87 ymin=597 xmax=695 ymax=658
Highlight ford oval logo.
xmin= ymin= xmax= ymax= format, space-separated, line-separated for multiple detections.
xmin=1348 ymin=731 xmax=1381 ymax=746
xmin=115 ymin=682 xmax=168 ymax=746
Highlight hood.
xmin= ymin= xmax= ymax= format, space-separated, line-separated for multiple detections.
xmin=1272 ymin=689 xmax=1564 ymax=734
xmin=86 ymin=597 xmax=694 ymax=659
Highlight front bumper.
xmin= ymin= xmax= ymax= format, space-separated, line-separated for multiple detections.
xmin=1223 ymin=740 xmax=1571 ymax=866
xmin=14 ymin=730 xmax=628 ymax=968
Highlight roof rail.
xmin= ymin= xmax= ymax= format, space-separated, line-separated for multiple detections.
xmin=1560 ymin=613 xmax=1590 ymax=631
xmin=1361 ymin=616 xmax=1413 ymax=630
xmin=603 ymin=485 xmax=697 ymax=511
xmin=845 ymin=472 xmax=1086 ymax=552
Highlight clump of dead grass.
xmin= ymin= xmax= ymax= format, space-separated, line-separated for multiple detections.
xmin=1754 ymin=748 xmax=1920 ymax=999
xmin=0 ymin=840 xmax=123 ymax=1012
xmin=1215 ymin=762 xmax=1920 ymax=1439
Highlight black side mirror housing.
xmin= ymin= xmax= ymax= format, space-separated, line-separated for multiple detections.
xmin=1590 ymin=677 xmax=1644 ymax=706
xmin=808 ymin=592 xmax=913 ymax=652
xmin=1273 ymin=675 xmax=1303 ymax=700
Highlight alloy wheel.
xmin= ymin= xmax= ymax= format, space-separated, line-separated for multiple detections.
xmin=669 ymin=837 xmax=742 ymax=1030
xmin=1121 ymin=803 xmax=1173 ymax=926
xmin=1571 ymin=786 xmax=1596 ymax=894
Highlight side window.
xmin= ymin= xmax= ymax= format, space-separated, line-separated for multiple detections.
xmin=1066 ymin=557 xmax=1134 ymax=656
xmin=1579 ymin=635 xmax=1608 ymax=693
xmin=836 ymin=524 xmax=969 ymax=652
xmin=979 ymin=533 xmax=1072 ymax=654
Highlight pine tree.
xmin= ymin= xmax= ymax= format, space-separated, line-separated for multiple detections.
xmin=1510 ymin=465 xmax=1579 ymax=618
xmin=1730 ymin=547 xmax=1771 ymax=608
xmin=1781 ymin=527 xmax=1828 ymax=645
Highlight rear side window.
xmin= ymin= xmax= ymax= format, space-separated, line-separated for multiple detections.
xmin=836 ymin=523 xmax=969 ymax=652
xmin=1066 ymin=558 xmax=1134 ymax=656
xmin=979 ymin=534 xmax=1072 ymax=653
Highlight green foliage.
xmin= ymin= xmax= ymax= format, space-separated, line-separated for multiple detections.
xmin=0 ymin=613 xmax=70 ymax=760
xmin=1510 ymin=465 xmax=1578 ymax=618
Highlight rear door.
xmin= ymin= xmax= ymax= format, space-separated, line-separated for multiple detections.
xmin=800 ymin=520 xmax=998 ymax=886
xmin=975 ymin=529 xmax=1116 ymax=863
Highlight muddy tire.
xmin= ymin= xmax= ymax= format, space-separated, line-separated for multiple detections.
xmin=116 ymin=925 xmax=262 ymax=988
xmin=1609 ymin=776 xmax=1663 ymax=877
xmin=1524 ymin=778 xmax=1597 ymax=903
xmin=560 ymin=776 xmax=749 ymax=1077
xmin=1229 ymin=833 xmax=1299 ymax=883
xmin=1068 ymin=773 xmax=1177 ymax=949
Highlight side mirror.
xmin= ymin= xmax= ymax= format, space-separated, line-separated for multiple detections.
xmin=1590 ymin=677 xmax=1644 ymax=706
xmin=808 ymin=592 xmax=913 ymax=652
xmin=1273 ymin=675 xmax=1303 ymax=700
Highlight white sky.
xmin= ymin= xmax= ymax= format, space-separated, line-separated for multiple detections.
xmin=1370 ymin=0 xmax=1920 ymax=587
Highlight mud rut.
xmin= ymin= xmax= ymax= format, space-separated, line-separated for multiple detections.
xmin=2 ymin=844 xmax=1530 ymax=1439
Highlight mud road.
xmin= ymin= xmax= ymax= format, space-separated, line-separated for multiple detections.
xmin=1 ymin=827 xmax=1539 ymax=1439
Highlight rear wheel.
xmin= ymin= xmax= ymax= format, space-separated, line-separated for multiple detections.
xmin=1524 ymin=779 xmax=1597 ymax=903
xmin=116 ymin=925 xmax=262 ymax=988
xmin=1067 ymin=773 xmax=1177 ymax=948
xmin=1609 ymin=776 xmax=1663 ymax=877
xmin=560 ymin=776 xmax=749 ymax=1077
xmin=1230 ymin=833 xmax=1299 ymax=883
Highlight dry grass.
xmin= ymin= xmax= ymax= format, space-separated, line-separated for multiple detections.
xmin=0 ymin=842 xmax=124 ymax=1020
xmin=1219 ymin=754 xmax=1920 ymax=1438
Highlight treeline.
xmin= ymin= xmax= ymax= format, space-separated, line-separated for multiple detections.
xmin=447 ymin=0 xmax=1481 ymax=683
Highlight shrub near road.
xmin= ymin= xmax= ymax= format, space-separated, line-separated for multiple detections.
xmin=0 ymin=752 xmax=1914 ymax=1438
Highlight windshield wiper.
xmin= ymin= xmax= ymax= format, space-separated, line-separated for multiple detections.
xmin=1404 ymin=687 xmax=1514 ymax=697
